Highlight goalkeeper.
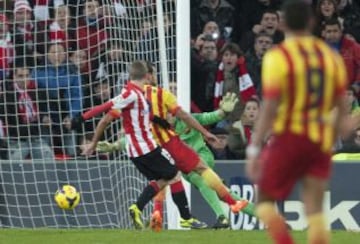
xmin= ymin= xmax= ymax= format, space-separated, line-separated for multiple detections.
xmin=97 ymin=92 xmax=256 ymax=229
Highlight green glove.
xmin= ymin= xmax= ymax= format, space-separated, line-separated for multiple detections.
xmin=219 ymin=92 xmax=239 ymax=113
xmin=96 ymin=140 xmax=123 ymax=152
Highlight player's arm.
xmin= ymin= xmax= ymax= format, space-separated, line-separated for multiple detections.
xmin=82 ymin=91 xmax=135 ymax=156
xmin=175 ymin=108 xmax=220 ymax=143
xmin=164 ymin=89 xmax=219 ymax=143
xmin=81 ymin=113 xmax=115 ymax=156
xmin=192 ymin=92 xmax=239 ymax=126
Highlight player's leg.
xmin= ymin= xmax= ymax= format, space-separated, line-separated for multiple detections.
xmin=301 ymin=149 xmax=332 ymax=244
xmin=193 ymin=160 xmax=249 ymax=212
xmin=254 ymin=134 xmax=304 ymax=244
xmin=129 ymin=148 xmax=178 ymax=229
xmin=183 ymin=172 xmax=229 ymax=228
xmin=200 ymin=147 xmax=256 ymax=217
xmin=302 ymin=176 xmax=329 ymax=244
xmin=164 ymin=137 xmax=248 ymax=213
xmin=183 ymin=148 xmax=229 ymax=228
xmin=168 ymin=173 xmax=207 ymax=229
xmin=150 ymin=188 xmax=166 ymax=232
xmin=256 ymin=193 xmax=294 ymax=244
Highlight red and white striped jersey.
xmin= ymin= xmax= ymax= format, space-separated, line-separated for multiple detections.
xmin=110 ymin=82 xmax=157 ymax=158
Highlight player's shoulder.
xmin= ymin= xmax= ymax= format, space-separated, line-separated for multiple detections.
xmin=262 ymin=44 xmax=287 ymax=66
xmin=312 ymin=37 xmax=341 ymax=59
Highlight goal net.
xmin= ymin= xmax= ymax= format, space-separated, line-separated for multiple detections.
xmin=0 ymin=0 xmax=177 ymax=228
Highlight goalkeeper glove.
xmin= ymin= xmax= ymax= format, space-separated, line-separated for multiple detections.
xmin=219 ymin=92 xmax=239 ymax=113
xmin=96 ymin=140 xmax=123 ymax=152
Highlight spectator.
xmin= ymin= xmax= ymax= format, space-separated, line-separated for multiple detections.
xmin=227 ymin=97 xmax=260 ymax=159
xmin=32 ymin=43 xmax=82 ymax=156
xmin=135 ymin=19 xmax=157 ymax=62
xmin=244 ymin=32 xmax=273 ymax=96
xmin=191 ymin=0 xmax=235 ymax=40
xmin=239 ymin=9 xmax=284 ymax=52
xmin=36 ymin=4 xmax=76 ymax=57
xmin=11 ymin=0 xmax=36 ymax=66
xmin=323 ymin=18 xmax=360 ymax=85
xmin=213 ymin=43 xmax=257 ymax=128
xmin=0 ymin=14 xmax=13 ymax=80
xmin=202 ymin=21 xmax=227 ymax=50
xmin=77 ymin=0 xmax=107 ymax=59
xmin=0 ymin=60 xmax=54 ymax=160
xmin=231 ymin=0 xmax=282 ymax=43
xmin=92 ymin=40 xmax=127 ymax=95
xmin=207 ymin=127 xmax=239 ymax=159
xmin=345 ymin=86 xmax=360 ymax=114
xmin=336 ymin=127 xmax=360 ymax=153
xmin=191 ymin=34 xmax=218 ymax=112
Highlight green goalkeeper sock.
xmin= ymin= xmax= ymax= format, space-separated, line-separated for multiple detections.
xmin=184 ymin=171 xmax=226 ymax=218
xmin=229 ymin=191 xmax=256 ymax=216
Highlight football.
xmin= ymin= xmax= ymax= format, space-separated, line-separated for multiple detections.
xmin=54 ymin=185 xmax=81 ymax=210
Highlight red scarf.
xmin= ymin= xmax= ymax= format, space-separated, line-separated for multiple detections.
xmin=49 ymin=21 xmax=66 ymax=44
xmin=244 ymin=125 xmax=252 ymax=145
xmin=214 ymin=57 xmax=256 ymax=108
xmin=14 ymin=82 xmax=38 ymax=124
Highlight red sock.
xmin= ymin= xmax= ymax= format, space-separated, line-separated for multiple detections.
xmin=257 ymin=202 xmax=294 ymax=244
xmin=153 ymin=189 xmax=166 ymax=218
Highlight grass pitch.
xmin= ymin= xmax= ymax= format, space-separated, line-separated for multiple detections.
xmin=0 ymin=229 xmax=359 ymax=244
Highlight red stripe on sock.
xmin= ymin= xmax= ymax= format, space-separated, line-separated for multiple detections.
xmin=170 ymin=181 xmax=185 ymax=194
xmin=153 ymin=200 xmax=163 ymax=217
xmin=222 ymin=192 xmax=236 ymax=205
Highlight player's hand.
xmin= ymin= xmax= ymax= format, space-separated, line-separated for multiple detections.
xmin=203 ymin=131 xmax=220 ymax=144
xmin=245 ymin=145 xmax=261 ymax=182
xmin=219 ymin=92 xmax=239 ymax=113
xmin=97 ymin=141 xmax=118 ymax=152
xmin=81 ymin=142 xmax=96 ymax=156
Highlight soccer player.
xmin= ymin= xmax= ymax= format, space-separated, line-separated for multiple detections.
xmin=81 ymin=61 xmax=205 ymax=230
xmin=245 ymin=1 xmax=349 ymax=244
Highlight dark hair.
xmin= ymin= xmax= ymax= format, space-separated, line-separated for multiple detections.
xmin=220 ymin=43 xmax=243 ymax=57
xmin=282 ymin=0 xmax=313 ymax=31
xmin=262 ymin=9 xmax=280 ymax=21
xmin=210 ymin=127 xmax=229 ymax=135
xmin=129 ymin=60 xmax=148 ymax=80
xmin=246 ymin=97 xmax=261 ymax=107
xmin=254 ymin=31 xmax=274 ymax=42
xmin=323 ymin=17 xmax=342 ymax=29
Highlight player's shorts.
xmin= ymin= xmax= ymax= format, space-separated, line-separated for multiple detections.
xmin=162 ymin=136 xmax=200 ymax=174
xmin=258 ymin=132 xmax=331 ymax=200
xmin=131 ymin=147 xmax=178 ymax=181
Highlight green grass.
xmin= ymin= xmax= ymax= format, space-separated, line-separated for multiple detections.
xmin=0 ymin=229 xmax=359 ymax=244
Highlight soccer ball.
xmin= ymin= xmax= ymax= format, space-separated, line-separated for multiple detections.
xmin=54 ymin=185 xmax=81 ymax=210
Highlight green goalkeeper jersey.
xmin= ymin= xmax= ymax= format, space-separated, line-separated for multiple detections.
xmin=173 ymin=111 xmax=223 ymax=153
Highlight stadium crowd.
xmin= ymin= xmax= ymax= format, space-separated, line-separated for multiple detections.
xmin=0 ymin=0 xmax=359 ymax=160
